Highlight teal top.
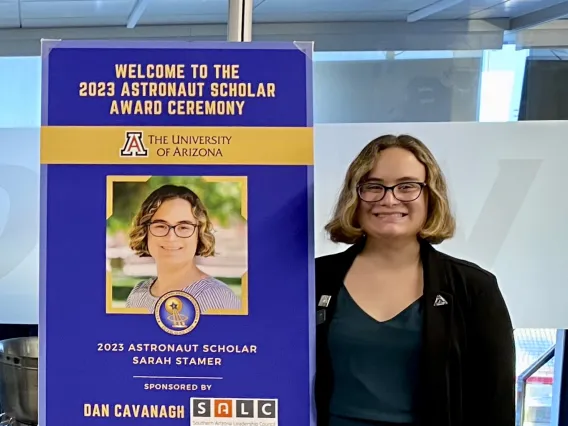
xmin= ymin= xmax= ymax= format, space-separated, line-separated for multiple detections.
xmin=328 ymin=285 xmax=423 ymax=425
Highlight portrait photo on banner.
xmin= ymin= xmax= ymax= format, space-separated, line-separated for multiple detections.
xmin=105 ymin=175 xmax=248 ymax=316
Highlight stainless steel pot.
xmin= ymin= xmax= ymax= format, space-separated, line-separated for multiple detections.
xmin=0 ymin=337 xmax=38 ymax=425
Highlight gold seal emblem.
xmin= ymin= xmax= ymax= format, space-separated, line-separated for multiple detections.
xmin=154 ymin=290 xmax=201 ymax=335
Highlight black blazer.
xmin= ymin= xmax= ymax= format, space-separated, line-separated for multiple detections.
xmin=314 ymin=240 xmax=515 ymax=426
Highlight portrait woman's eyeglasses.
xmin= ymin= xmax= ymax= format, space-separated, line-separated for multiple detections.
xmin=357 ymin=181 xmax=426 ymax=203
xmin=148 ymin=221 xmax=197 ymax=238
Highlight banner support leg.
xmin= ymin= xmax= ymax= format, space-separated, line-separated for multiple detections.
xmin=227 ymin=0 xmax=253 ymax=42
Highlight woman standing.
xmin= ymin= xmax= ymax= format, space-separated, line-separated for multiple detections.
xmin=315 ymin=134 xmax=515 ymax=426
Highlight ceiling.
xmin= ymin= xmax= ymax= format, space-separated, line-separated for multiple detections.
xmin=0 ymin=0 xmax=567 ymax=30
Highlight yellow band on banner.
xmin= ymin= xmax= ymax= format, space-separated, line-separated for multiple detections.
xmin=40 ymin=126 xmax=313 ymax=165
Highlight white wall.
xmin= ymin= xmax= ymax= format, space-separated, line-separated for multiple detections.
xmin=314 ymin=57 xmax=481 ymax=123
xmin=0 ymin=56 xmax=41 ymax=127
xmin=315 ymin=122 xmax=568 ymax=329
xmin=0 ymin=128 xmax=40 ymax=324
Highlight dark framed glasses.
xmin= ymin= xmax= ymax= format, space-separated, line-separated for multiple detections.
xmin=148 ymin=221 xmax=197 ymax=238
xmin=357 ymin=181 xmax=426 ymax=203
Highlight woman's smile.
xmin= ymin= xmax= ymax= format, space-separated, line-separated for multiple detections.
xmin=371 ymin=212 xmax=409 ymax=223
xmin=160 ymin=245 xmax=184 ymax=251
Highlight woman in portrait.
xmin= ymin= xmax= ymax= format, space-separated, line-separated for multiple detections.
xmin=125 ymin=184 xmax=241 ymax=313
xmin=315 ymin=135 xmax=515 ymax=426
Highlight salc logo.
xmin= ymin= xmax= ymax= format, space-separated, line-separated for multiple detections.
xmin=120 ymin=130 xmax=148 ymax=157
xmin=190 ymin=398 xmax=278 ymax=425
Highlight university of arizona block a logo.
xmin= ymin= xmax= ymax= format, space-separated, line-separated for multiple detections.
xmin=120 ymin=131 xmax=148 ymax=157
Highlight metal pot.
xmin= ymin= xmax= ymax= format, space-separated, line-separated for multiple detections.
xmin=0 ymin=337 xmax=38 ymax=425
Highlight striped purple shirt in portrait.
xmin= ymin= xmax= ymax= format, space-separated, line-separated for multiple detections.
xmin=125 ymin=276 xmax=241 ymax=313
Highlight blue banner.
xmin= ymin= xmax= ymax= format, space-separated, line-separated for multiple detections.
xmin=40 ymin=40 xmax=315 ymax=426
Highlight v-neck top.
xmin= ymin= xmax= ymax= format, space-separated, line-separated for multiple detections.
xmin=328 ymin=285 xmax=424 ymax=424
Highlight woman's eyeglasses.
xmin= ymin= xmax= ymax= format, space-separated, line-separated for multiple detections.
xmin=357 ymin=181 xmax=426 ymax=203
xmin=148 ymin=221 xmax=197 ymax=238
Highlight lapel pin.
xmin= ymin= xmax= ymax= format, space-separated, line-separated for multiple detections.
xmin=433 ymin=294 xmax=448 ymax=307
xmin=318 ymin=295 xmax=332 ymax=308
xmin=317 ymin=309 xmax=326 ymax=325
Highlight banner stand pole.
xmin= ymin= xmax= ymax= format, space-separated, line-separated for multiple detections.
xmin=227 ymin=0 xmax=253 ymax=42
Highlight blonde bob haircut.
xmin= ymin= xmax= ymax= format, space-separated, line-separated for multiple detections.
xmin=129 ymin=184 xmax=215 ymax=257
xmin=325 ymin=134 xmax=455 ymax=245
